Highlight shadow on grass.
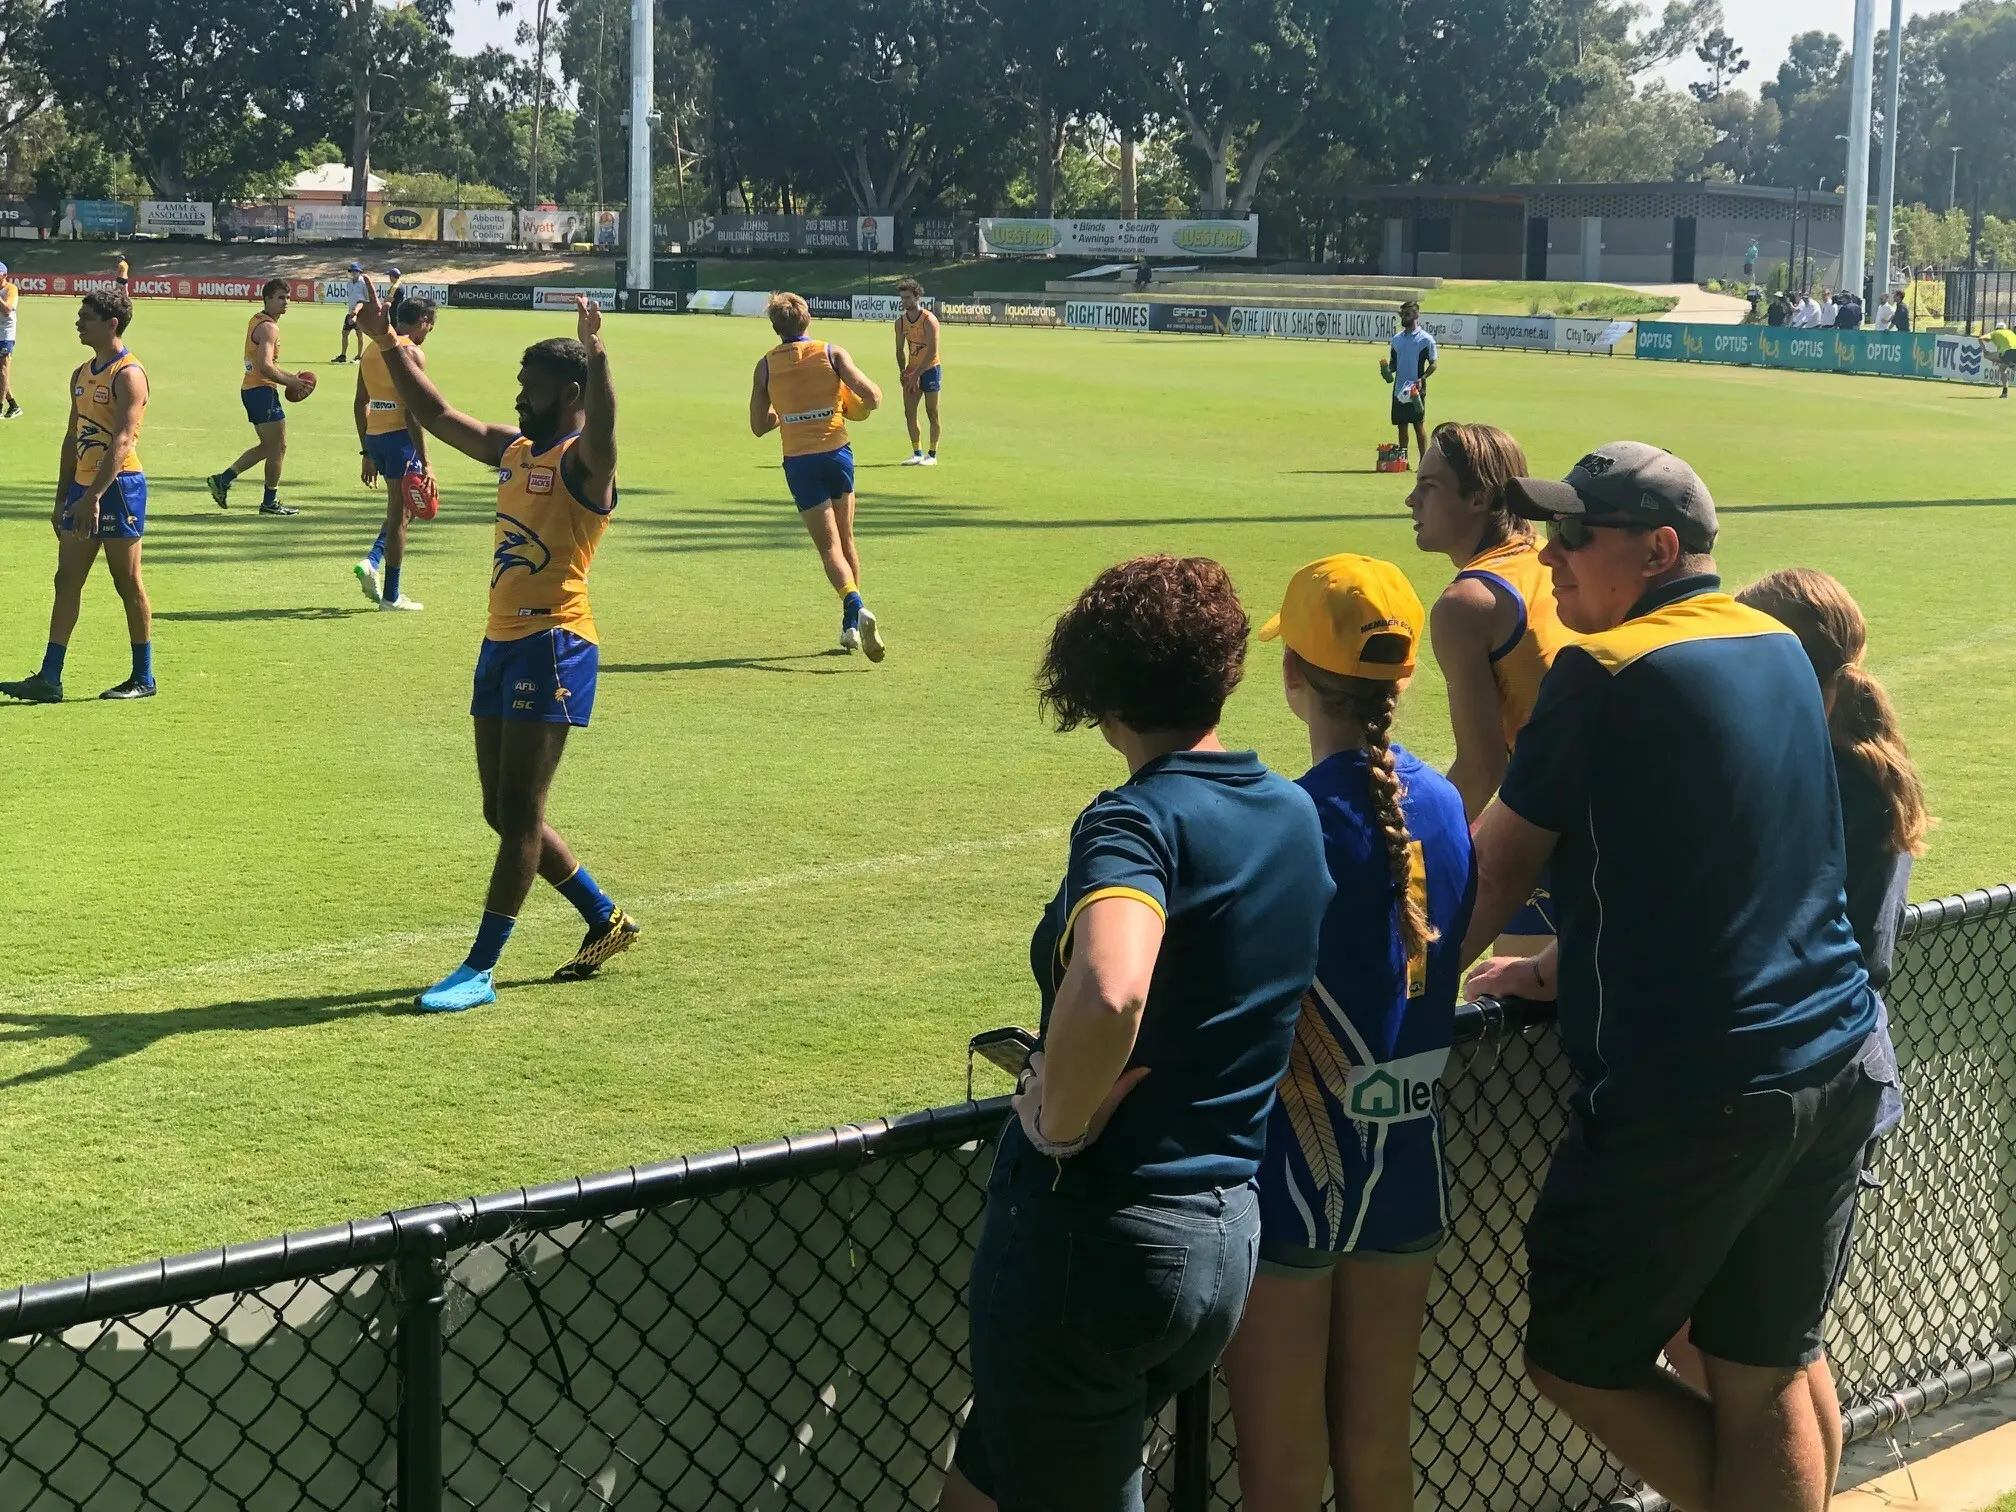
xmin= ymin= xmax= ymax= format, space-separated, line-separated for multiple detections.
xmin=0 ymin=976 xmax=586 ymax=1088
xmin=604 ymin=649 xmax=864 ymax=676
xmin=155 ymin=605 xmax=375 ymax=623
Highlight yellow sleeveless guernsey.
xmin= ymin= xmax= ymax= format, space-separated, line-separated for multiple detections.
xmin=765 ymin=338 xmax=849 ymax=457
xmin=490 ymin=433 xmax=610 ymax=644
xmin=243 ymin=313 xmax=278 ymax=391
xmin=901 ymin=309 xmax=938 ymax=368
xmin=361 ymin=334 xmax=413 ymax=435
xmin=1456 ymin=537 xmax=1574 ymax=750
xmin=72 ymin=348 xmax=145 ymax=482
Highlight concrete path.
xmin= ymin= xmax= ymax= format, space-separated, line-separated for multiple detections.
xmin=1835 ymin=1377 xmax=2016 ymax=1511
xmin=1620 ymin=282 xmax=1753 ymax=323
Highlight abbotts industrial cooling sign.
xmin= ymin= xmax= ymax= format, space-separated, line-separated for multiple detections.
xmin=1172 ymin=222 xmax=1255 ymax=254
xmin=383 ymin=208 xmax=424 ymax=232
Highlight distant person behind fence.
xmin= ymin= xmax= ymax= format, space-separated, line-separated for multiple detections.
xmin=1888 ymin=290 xmax=1911 ymax=332
xmin=1224 ymin=555 xmax=1476 ymax=1512
xmin=1459 ymin=443 xmax=1890 ymax=1512
xmin=943 ymin=555 xmax=1332 ymax=1512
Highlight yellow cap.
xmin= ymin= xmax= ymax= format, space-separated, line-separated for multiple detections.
xmin=1258 ymin=554 xmax=1423 ymax=680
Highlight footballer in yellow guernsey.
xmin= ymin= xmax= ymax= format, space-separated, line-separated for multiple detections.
xmin=0 ymin=261 xmax=20 ymax=418
xmin=354 ymin=276 xmax=639 ymax=1012
xmin=207 ymin=278 xmax=311 ymax=515
xmin=350 ymin=294 xmax=437 ymax=612
xmin=893 ymin=278 xmax=942 ymax=464
xmin=749 ymin=292 xmax=887 ymax=660
xmin=0 ymin=290 xmax=156 ymax=703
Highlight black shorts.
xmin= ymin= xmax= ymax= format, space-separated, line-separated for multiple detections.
xmin=1391 ymin=394 xmax=1426 ymax=427
xmin=1524 ymin=1039 xmax=1884 ymax=1389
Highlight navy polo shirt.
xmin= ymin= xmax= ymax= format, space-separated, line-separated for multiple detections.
xmin=1500 ymin=575 xmax=1876 ymax=1121
xmin=1019 ymin=750 xmax=1333 ymax=1195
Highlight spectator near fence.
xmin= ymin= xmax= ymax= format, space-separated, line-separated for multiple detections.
xmin=1888 ymin=291 xmax=1911 ymax=332
xmin=942 ymin=555 xmax=1332 ymax=1512
xmin=1224 ymin=555 xmax=1476 ymax=1512
xmin=1460 ymin=443 xmax=1894 ymax=1512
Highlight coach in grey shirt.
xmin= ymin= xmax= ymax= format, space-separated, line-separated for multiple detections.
xmin=1462 ymin=443 xmax=1892 ymax=1512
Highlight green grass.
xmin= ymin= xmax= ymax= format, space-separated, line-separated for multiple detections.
xmin=1976 ymin=1492 xmax=2016 ymax=1512
xmin=1427 ymin=281 xmax=1680 ymax=317
xmin=0 ymin=300 xmax=2010 ymax=1287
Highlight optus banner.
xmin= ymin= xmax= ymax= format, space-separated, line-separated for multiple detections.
xmin=979 ymin=217 xmax=1260 ymax=259
xmin=1635 ymin=322 xmax=1951 ymax=382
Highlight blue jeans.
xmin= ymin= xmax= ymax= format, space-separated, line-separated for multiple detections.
xmin=954 ymin=1138 xmax=1261 ymax=1512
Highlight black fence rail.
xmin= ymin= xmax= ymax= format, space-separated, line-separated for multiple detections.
xmin=1944 ymin=267 xmax=2016 ymax=334
xmin=0 ymin=884 xmax=2010 ymax=1511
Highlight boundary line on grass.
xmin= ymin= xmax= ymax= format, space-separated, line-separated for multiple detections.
xmin=0 ymin=827 xmax=1067 ymax=1014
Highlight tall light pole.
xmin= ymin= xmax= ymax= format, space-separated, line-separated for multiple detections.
xmin=1842 ymin=0 xmax=1876 ymax=300
xmin=1949 ymin=146 xmax=1962 ymax=212
xmin=1874 ymin=0 xmax=1903 ymax=299
xmin=625 ymin=0 xmax=654 ymax=294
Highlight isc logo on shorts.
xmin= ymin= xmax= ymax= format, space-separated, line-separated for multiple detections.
xmin=527 ymin=467 xmax=555 ymax=495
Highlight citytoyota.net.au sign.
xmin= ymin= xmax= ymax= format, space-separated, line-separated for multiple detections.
xmin=979 ymin=217 xmax=1260 ymax=259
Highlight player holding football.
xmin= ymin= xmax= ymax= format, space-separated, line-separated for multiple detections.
xmin=0 ymin=289 xmax=156 ymax=703
xmin=751 ymin=292 xmax=887 ymax=659
xmin=207 ymin=278 xmax=310 ymax=515
xmin=353 ymin=276 xmax=640 ymax=1011
xmin=1381 ymin=301 xmax=1437 ymax=467
xmin=893 ymin=278 xmax=942 ymax=465
xmin=351 ymin=293 xmax=437 ymax=612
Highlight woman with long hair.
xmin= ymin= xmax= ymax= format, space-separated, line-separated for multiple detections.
xmin=943 ymin=555 xmax=1332 ymax=1512
xmin=1224 ymin=555 xmax=1477 ymax=1512
xmin=1409 ymin=421 xmax=1570 ymax=954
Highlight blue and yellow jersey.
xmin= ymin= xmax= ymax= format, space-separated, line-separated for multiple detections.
xmin=765 ymin=337 xmax=849 ymax=457
xmin=1456 ymin=537 xmax=1575 ymax=751
xmin=70 ymin=348 xmax=145 ymax=483
xmin=360 ymin=334 xmax=413 ymax=435
xmin=489 ymin=432 xmax=613 ymax=644
xmin=242 ymin=312 xmax=278 ymax=392
xmin=115 ymin=257 xmax=129 ymax=282
xmin=899 ymin=309 xmax=939 ymax=371
xmin=1256 ymin=746 xmax=1476 ymax=1253
xmin=0 ymin=277 xmax=18 ymax=340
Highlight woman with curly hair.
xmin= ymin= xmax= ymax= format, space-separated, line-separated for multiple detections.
xmin=942 ymin=555 xmax=1332 ymax=1512
xmin=1224 ymin=555 xmax=1476 ymax=1512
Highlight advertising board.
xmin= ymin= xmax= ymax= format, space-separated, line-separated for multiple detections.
xmin=368 ymin=206 xmax=440 ymax=241
xmin=1065 ymin=300 xmax=1152 ymax=330
xmin=137 ymin=201 xmax=215 ymax=237
xmin=290 ymin=203 xmax=364 ymax=240
xmin=60 ymin=200 xmax=137 ymax=237
xmin=441 ymin=208 xmax=514 ymax=245
xmin=980 ymin=217 xmax=1259 ymax=259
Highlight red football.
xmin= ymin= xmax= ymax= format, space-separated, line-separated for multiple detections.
xmin=285 ymin=371 xmax=318 ymax=404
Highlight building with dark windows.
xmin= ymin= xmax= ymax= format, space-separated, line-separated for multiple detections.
xmin=1344 ymin=182 xmax=1845 ymax=285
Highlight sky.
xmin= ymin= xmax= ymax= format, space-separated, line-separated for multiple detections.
xmin=443 ymin=0 xmax=1958 ymax=106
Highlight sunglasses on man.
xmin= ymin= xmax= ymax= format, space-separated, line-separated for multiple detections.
xmin=1545 ymin=516 xmax=1654 ymax=551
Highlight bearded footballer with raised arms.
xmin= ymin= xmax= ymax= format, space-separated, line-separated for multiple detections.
xmin=354 ymin=277 xmax=640 ymax=1011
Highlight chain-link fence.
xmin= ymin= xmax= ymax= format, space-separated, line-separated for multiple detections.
xmin=0 ymin=884 xmax=2010 ymax=1511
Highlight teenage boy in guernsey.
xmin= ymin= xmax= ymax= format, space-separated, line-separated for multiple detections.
xmin=353 ymin=277 xmax=641 ymax=1011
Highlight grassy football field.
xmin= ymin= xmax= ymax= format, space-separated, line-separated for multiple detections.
xmin=0 ymin=296 xmax=2010 ymax=1286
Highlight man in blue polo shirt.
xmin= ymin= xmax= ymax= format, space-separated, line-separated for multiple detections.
xmin=1458 ymin=442 xmax=1889 ymax=1512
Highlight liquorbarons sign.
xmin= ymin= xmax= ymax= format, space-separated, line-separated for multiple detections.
xmin=978 ymin=218 xmax=1259 ymax=259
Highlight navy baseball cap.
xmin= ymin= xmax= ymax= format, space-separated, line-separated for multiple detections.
xmin=388 ymin=266 xmax=401 ymax=277
xmin=1508 ymin=441 xmax=1719 ymax=552
xmin=349 ymin=261 xmax=363 ymax=273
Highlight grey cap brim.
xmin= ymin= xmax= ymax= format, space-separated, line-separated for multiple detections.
xmin=1506 ymin=477 xmax=1588 ymax=521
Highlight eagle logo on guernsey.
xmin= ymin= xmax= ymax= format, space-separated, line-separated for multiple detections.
xmin=493 ymin=513 xmax=551 ymax=586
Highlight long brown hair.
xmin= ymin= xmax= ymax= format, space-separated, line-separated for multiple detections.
xmin=1431 ymin=421 xmax=1533 ymax=553
xmin=1285 ymin=650 xmax=1434 ymax=961
xmin=1736 ymin=567 xmax=1930 ymax=855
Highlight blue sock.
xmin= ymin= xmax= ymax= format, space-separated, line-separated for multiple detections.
xmin=465 ymin=910 xmax=516 ymax=972
xmin=131 ymin=642 xmax=152 ymax=685
xmin=38 ymin=642 xmax=66 ymax=684
xmin=554 ymin=865 xmax=616 ymax=926
xmin=384 ymin=565 xmax=402 ymax=603
xmin=262 ymin=486 xmax=277 ymax=507
xmin=843 ymin=590 xmax=863 ymax=631
xmin=367 ymin=530 xmax=387 ymax=568
xmin=221 ymin=467 xmax=238 ymax=484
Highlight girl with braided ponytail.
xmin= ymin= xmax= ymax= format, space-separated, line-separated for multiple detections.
xmin=1225 ymin=555 xmax=1476 ymax=1512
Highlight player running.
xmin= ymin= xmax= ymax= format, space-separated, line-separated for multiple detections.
xmin=893 ymin=278 xmax=941 ymax=464
xmin=353 ymin=277 xmax=640 ymax=1011
xmin=0 ymin=289 xmax=156 ymax=703
xmin=351 ymin=293 xmax=437 ymax=612
xmin=750 ymin=292 xmax=887 ymax=660
xmin=206 ymin=278 xmax=310 ymax=516
xmin=1380 ymin=301 xmax=1437 ymax=468
xmin=0 ymin=261 xmax=20 ymax=419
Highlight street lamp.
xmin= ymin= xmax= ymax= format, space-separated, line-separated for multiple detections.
xmin=1949 ymin=147 xmax=1963 ymax=212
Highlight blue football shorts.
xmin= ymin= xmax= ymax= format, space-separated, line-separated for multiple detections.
xmin=471 ymin=628 xmax=599 ymax=727
xmin=241 ymin=387 xmax=286 ymax=426
xmin=364 ymin=430 xmax=419 ymax=476
xmin=915 ymin=364 xmax=943 ymax=394
xmin=61 ymin=474 xmax=147 ymax=539
xmin=781 ymin=444 xmax=855 ymax=512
